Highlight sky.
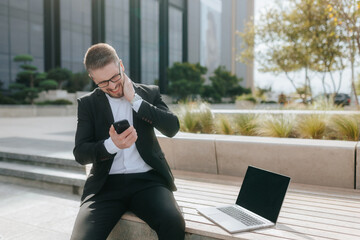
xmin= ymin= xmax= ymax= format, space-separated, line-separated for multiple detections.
xmin=253 ymin=0 xmax=358 ymax=96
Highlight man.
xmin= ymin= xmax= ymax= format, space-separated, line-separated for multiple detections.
xmin=71 ymin=43 xmax=185 ymax=240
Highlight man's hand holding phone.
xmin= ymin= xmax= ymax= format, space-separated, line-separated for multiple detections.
xmin=109 ymin=120 xmax=137 ymax=149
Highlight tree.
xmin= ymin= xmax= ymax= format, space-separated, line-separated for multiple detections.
xmin=13 ymin=54 xmax=39 ymax=104
xmin=66 ymin=72 xmax=92 ymax=93
xmin=47 ymin=68 xmax=72 ymax=89
xmin=203 ymin=66 xmax=249 ymax=103
xmin=237 ymin=0 xmax=348 ymax=102
xmin=167 ymin=62 xmax=207 ymax=101
xmin=13 ymin=54 xmax=37 ymax=88
xmin=327 ymin=0 xmax=360 ymax=106
xmin=39 ymin=80 xmax=58 ymax=90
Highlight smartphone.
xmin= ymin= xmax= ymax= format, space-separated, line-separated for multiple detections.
xmin=113 ymin=119 xmax=130 ymax=134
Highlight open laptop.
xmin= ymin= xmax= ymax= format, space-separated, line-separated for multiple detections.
xmin=197 ymin=166 xmax=290 ymax=234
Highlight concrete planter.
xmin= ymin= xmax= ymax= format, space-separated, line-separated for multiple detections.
xmin=0 ymin=105 xmax=77 ymax=117
xmin=158 ymin=132 xmax=359 ymax=189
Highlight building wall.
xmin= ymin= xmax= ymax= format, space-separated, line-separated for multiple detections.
xmin=105 ymin=0 xmax=130 ymax=72
xmin=60 ymin=0 xmax=91 ymax=73
xmin=187 ymin=0 xmax=254 ymax=89
xmin=0 ymin=0 xmax=187 ymax=93
xmin=0 ymin=0 xmax=44 ymax=89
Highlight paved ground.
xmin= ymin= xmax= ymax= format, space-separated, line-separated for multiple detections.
xmin=0 ymin=116 xmax=79 ymax=240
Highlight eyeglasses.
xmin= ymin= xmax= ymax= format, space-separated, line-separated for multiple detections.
xmin=95 ymin=64 xmax=123 ymax=88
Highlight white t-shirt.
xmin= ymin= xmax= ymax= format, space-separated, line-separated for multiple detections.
xmin=104 ymin=94 xmax=152 ymax=174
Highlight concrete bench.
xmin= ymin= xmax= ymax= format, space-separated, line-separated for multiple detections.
xmin=158 ymin=133 xmax=359 ymax=189
xmin=107 ymin=170 xmax=360 ymax=240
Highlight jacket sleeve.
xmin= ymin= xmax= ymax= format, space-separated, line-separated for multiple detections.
xmin=136 ymin=86 xmax=179 ymax=138
xmin=73 ymin=97 xmax=115 ymax=165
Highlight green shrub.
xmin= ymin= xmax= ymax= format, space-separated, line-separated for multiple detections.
xmin=168 ymin=62 xmax=207 ymax=101
xmin=47 ymin=67 xmax=72 ymax=89
xmin=0 ymin=93 xmax=18 ymax=104
xmin=35 ymin=99 xmax=73 ymax=105
xmin=236 ymin=94 xmax=257 ymax=103
xmin=215 ymin=115 xmax=234 ymax=135
xmin=329 ymin=115 xmax=359 ymax=141
xmin=258 ymin=114 xmax=295 ymax=138
xmin=66 ymin=72 xmax=92 ymax=92
xmin=234 ymin=114 xmax=259 ymax=136
xmin=177 ymin=102 xmax=214 ymax=133
xmin=39 ymin=79 xmax=58 ymax=90
xmin=295 ymin=114 xmax=327 ymax=139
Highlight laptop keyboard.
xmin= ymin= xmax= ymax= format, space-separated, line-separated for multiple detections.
xmin=218 ymin=206 xmax=265 ymax=226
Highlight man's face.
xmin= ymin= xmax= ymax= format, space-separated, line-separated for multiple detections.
xmin=90 ymin=61 xmax=125 ymax=98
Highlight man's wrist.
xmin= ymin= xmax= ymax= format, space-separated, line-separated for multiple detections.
xmin=104 ymin=137 xmax=120 ymax=154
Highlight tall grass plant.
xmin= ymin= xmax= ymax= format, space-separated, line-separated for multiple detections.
xmin=258 ymin=114 xmax=295 ymax=138
xmin=233 ymin=114 xmax=259 ymax=136
xmin=329 ymin=115 xmax=359 ymax=141
xmin=295 ymin=114 xmax=327 ymax=139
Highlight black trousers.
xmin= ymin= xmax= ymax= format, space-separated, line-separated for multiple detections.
xmin=70 ymin=170 xmax=185 ymax=240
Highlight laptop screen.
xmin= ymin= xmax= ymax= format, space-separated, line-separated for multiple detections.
xmin=236 ymin=166 xmax=290 ymax=223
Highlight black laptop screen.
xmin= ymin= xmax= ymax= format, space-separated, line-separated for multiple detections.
xmin=236 ymin=166 xmax=290 ymax=223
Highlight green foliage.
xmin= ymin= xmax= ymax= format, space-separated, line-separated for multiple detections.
xmin=168 ymin=62 xmax=207 ymax=101
xmin=175 ymin=101 xmax=360 ymax=141
xmin=35 ymin=99 xmax=73 ymax=105
xmin=200 ymin=85 xmax=218 ymax=103
xmin=23 ymin=87 xmax=39 ymax=104
xmin=39 ymin=79 xmax=58 ymax=90
xmin=295 ymin=114 xmax=327 ymax=139
xmin=13 ymin=54 xmax=37 ymax=88
xmin=47 ymin=68 xmax=72 ymax=89
xmin=65 ymin=72 xmax=92 ymax=93
xmin=177 ymin=102 xmax=214 ymax=133
xmin=234 ymin=114 xmax=259 ymax=136
xmin=329 ymin=115 xmax=359 ymax=141
xmin=20 ymin=64 xmax=37 ymax=71
xmin=215 ymin=115 xmax=234 ymax=135
xmin=206 ymin=66 xmax=247 ymax=103
xmin=237 ymin=0 xmax=349 ymax=96
xmin=9 ymin=83 xmax=26 ymax=90
xmin=13 ymin=54 xmax=33 ymax=63
xmin=258 ymin=115 xmax=295 ymax=138
xmin=236 ymin=94 xmax=256 ymax=103
xmin=0 ymin=93 xmax=18 ymax=104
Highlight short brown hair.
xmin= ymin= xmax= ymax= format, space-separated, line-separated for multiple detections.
xmin=84 ymin=43 xmax=119 ymax=72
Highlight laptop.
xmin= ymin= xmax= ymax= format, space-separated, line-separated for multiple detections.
xmin=197 ymin=166 xmax=290 ymax=234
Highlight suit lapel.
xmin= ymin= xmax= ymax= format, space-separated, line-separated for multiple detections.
xmin=132 ymin=84 xmax=141 ymax=128
xmin=96 ymin=89 xmax=114 ymax=126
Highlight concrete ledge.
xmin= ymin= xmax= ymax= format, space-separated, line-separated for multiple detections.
xmin=0 ymin=105 xmax=77 ymax=117
xmin=216 ymin=136 xmax=356 ymax=189
xmin=159 ymin=135 xmax=218 ymax=174
xmin=356 ymin=144 xmax=360 ymax=189
xmin=158 ymin=133 xmax=358 ymax=189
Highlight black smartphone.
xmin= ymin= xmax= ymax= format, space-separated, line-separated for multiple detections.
xmin=113 ymin=119 xmax=130 ymax=134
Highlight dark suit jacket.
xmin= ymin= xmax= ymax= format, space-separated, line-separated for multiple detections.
xmin=73 ymin=83 xmax=179 ymax=205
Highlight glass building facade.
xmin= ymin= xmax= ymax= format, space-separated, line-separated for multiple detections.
xmin=105 ymin=0 xmax=130 ymax=70
xmin=0 ymin=0 xmax=44 ymax=89
xmin=0 ymin=0 xmax=187 ymax=93
xmin=141 ymin=0 xmax=159 ymax=85
xmin=169 ymin=5 xmax=183 ymax=67
xmin=60 ymin=0 xmax=91 ymax=73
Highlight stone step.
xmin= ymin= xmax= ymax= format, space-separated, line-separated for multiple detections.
xmin=0 ymin=161 xmax=86 ymax=195
xmin=0 ymin=151 xmax=84 ymax=173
